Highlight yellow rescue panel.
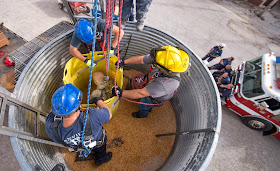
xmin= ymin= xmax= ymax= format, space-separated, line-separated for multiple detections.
xmin=63 ymin=51 xmax=123 ymax=116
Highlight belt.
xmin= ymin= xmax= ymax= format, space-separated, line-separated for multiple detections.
xmin=149 ymin=97 xmax=161 ymax=104
xmin=68 ymin=127 xmax=106 ymax=152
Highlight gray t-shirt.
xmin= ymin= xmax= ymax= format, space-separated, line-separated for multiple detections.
xmin=143 ymin=54 xmax=180 ymax=102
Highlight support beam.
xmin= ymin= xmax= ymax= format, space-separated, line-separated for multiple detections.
xmin=257 ymin=0 xmax=279 ymax=17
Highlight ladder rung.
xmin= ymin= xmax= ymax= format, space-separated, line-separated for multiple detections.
xmin=74 ymin=15 xmax=95 ymax=19
xmin=67 ymin=0 xmax=94 ymax=4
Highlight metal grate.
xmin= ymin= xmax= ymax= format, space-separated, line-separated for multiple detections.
xmin=271 ymin=114 xmax=280 ymax=121
xmin=10 ymin=21 xmax=74 ymax=83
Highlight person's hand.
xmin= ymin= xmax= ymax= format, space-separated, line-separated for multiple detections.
xmin=114 ymin=60 xmax=124 ymax=69
xmin=111 ymin=86 xmax=123 ymax=98
xmin=84 ymin=59 xmax=92 ymax=66
xmin=111 ymin=46 xmax=118 ymax=55
xmin=92 ymin=97 xmax=104 ymax=105
xmin=84 ymin=59 xmax=97 ymax=67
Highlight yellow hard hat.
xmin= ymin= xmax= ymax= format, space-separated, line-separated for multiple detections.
xmin=155 ymin=45 xmax=189 ymax=73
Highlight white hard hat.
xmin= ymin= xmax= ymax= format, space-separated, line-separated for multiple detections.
xmin=219 ymin=43 xmax=226 ymax=48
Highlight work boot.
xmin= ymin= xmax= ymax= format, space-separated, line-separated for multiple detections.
xmin=51 ymin=163 xmax=65 ymax=171
xmin=95 ymin=152 xmax=112 ymax=166
xmin=132 ymin=111 xmax=147 ymax=118
xmin=136 ymin=21 xmax=144 ymax=31
xmin=120 ymin=20 xmax=126 ymax=30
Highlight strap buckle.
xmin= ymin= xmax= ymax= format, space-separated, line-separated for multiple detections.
xmin=54 ymin=115 xmax=62 ymax=122
xmin=154 ymin=72 xmax=159 ymax=78
xmin=84 ymin=138 xmax=97 ymax=149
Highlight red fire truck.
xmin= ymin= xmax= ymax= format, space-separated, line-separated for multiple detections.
xmin=224 ymin=53 xmax=280 ymax=140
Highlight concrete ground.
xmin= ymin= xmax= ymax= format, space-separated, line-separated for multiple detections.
xmin=0 ymin=0 xmax=280 ymax=170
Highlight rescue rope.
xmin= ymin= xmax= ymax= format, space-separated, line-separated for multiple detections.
xmin=112 ymin=1 xmax=165 ymax=106
xmin=80 ymin=0 xmax=98 ymax=158
xmin=103 ymin=0 xmax=116 ymax=80
xmin=114 ymin=0 xmax=123 ymax=96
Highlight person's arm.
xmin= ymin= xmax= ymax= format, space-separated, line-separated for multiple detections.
xmin=69 ymin=45 xmax=87 ymax=63
xmin=208 ymin=47 xmax=214 ymax=54
xmin=111 ymin=25 xmax=124 ymax=48
xmin=219 ymin=84 xmax=226 ymax=88
xmin=217 ymin=75 xmax=223 ymax=85
xmin=122 ymin=87 xmax=151 ymax=99
xmin=124 ymin=55 xmax=145 ymax=65
xmin=96 ymin=100 xmax=112 ymax=120
xmin=217 ymin=68 xmax=225 ymax=72
xmin=220 ymin=59 xmax=224 ymax=65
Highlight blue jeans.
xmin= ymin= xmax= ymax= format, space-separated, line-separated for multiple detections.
xmin=202 ymin=54 xmax=215 ymax=62
xmin=122 ymin=0 xmax=152 ymax=23
xmin=138 ymin=97 xmax=156 ymax=117
xmin=208 ymin=63 xmax=224 ymax=70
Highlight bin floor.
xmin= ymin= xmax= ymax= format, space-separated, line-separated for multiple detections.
xmin=61 ymin=70 xmax=176 ymax=170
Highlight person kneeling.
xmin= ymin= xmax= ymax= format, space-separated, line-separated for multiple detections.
xmin=45 ymin=84 xmax=113 ymax=166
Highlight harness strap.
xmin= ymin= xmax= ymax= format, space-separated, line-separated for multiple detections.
xmin=51 ymin=112 xmax=95 ymax=151
xmin=84 ymin=111 xmax=92 ymax=137
xmin=96 ymin=36 xmax=105 ymax=51
xmin=51 ymin=116 xmax=70 ymax=147
xmin=140 ymin=65 xmax=181 ymax=88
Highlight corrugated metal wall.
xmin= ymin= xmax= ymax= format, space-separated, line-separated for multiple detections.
xmin=9 ymin=21 xmax=221 ymax=171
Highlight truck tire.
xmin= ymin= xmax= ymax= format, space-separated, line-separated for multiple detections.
xmin=241 ymin=116 xmax=273 ymax=132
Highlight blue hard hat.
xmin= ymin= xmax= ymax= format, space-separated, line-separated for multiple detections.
xmin=51 ymin=84 xmax=83 ymax=116
xmin=74 ymin=18 xmax=94 ymax=43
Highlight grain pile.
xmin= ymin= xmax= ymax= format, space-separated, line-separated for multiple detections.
xmin=62 ymin=69 xmax=176 ymax=170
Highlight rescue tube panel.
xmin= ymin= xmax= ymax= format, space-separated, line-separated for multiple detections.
xmin=10 ymin=23 xmax=221 ymax=170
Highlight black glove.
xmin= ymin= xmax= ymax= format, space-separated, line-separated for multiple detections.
xmin=92 ymin=97 xmax=104 ymax=105
xmin=114 ymin=60 xmax=124 ymax=69
xmin=150 ymin=47 xmax=166 ymax=59
xmin=111 ymin=86 xmax=123 ymax=98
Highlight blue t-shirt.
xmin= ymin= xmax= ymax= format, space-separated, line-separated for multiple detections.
xmin=209 ymin=46 xmax=222 ymax=57
xmin=70 ymin=18 xmax=105 ymax=51
xmin=45 ymin=107 xmax=110 ymax=146
xmin=225 ymin=68 xmax=232 ymax=76
xmin=221 ymin=76 xmax=230 ymax=85
xmin=222 ymin=58 xmax=232 ymax=66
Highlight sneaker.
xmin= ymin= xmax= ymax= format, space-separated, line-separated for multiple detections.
xmin=120 ymin=20 xmax=126 ymax=30
xmin=136 ymin=21 xmax=144 ymax=31
xmin=95 ymin=152 xmax=112 ymax=166
xmin=132 ymin=112 xmax=147 ymax=118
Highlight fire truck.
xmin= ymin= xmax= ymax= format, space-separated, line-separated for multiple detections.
xmin=224 ymin=53 xmax=280 ymax=140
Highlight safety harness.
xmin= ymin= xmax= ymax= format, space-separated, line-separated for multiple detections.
xmin=131 ymin=64 xmax=180 ymax=105
xmin=84 ymin=31 xmax=105 ymax=52
xmin=133 ymin=64 xmax=180 ymax=89
xmin=131 ymin=47 xmax=182 ymax=104
xmin=51 ymin=112 xmax=105 ymax=152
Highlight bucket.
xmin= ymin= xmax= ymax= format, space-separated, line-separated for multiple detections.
xmin=62 ymin=51 xmax=123 ymax=116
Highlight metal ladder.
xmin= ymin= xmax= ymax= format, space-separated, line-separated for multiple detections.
xmin=62 ymin=0 xmax=105 ymax=23
xmin=0 ymin=91 xmax=64 ymax=148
